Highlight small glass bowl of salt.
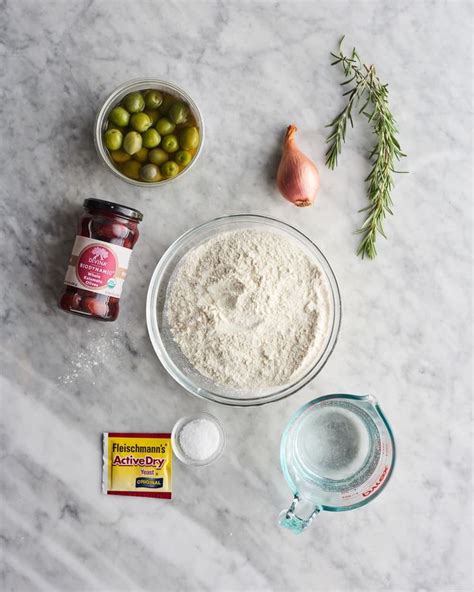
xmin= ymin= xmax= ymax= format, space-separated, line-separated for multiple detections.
xmin=171 ymin=413 xmax=225 ymax=466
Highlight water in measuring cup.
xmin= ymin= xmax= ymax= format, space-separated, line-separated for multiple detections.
xmin=296 ymin=404 xmax=371 ymax=481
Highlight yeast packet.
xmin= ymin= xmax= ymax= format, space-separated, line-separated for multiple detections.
xmin=102 ymin=432 xmax=172 ymax=499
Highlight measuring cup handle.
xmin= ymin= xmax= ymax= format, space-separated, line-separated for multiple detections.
xmin=279 ymin=496 xmax=320 ymax=534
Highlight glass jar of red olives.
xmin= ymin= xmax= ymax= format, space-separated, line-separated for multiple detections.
xmin=59 ymin=198 xmax=143 ymax=321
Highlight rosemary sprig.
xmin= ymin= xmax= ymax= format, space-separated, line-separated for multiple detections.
xmin=325 ymin=37 xmax=406 ymax=259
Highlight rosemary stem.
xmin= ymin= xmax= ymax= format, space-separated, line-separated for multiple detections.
xmin=325 ymin=38 xmax=405 ymax=259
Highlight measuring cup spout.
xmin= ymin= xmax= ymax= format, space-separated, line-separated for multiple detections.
xmin=279 ymin=495 xmax=320 ymax=534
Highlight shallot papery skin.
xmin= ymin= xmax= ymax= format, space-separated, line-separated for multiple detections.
xmin=277 ymin=124 xmax=320 ymax=207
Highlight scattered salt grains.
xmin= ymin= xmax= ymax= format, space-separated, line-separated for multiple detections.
xmin=58 ymin=330 xmax=122 ymax=385
xmin=178 ymin=418 xmax=221 ymax=462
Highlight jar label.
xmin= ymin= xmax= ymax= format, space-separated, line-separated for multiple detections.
xmin=64 ymin=236 xmax=132 ymax=298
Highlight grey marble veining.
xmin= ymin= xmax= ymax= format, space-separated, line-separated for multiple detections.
xmin=0 ymin=1 xmax=472 ymax=591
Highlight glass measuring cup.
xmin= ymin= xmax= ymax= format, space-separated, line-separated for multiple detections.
xmin=279 ymin=394 xmax=395 ymax=534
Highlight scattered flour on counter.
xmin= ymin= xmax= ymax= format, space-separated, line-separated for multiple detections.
xmin=167 ymin=229 xmax=331 ymax=389
xmin=58 ymin=330 xmax=122 ymax=385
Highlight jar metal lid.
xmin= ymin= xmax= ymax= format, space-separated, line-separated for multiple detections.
xmin=83 ymin=198 xmax=143 ymax=222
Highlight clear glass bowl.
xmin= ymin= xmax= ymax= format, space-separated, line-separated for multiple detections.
xmin=171 ymin=413 xmax=225 ymax=466
xmin=94 ymin=78 xmax=205 ymax=187
xmin=146 ymin=214 xmax=342 ymax=406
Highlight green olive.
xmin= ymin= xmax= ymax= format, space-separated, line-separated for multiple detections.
xmin=133 ymin=147 xmax=149 ymax=163
xmin=123 ymin=92 xmax=145 ymax=113
xmin=123 ymin=131 xmax=142 ymax=155
xmin=142 ymin=128 xmax=161 ymax=148
xmin=110 ymin=149 xmax=131 ymax=163
xmin=144 ymin=90 xmax=163 ymax=110
xmin=104 ymin=129 xmax=123 ymax=151
xmin=179 ymin=126 xmax=199 ymax=151
xmin=121 ymin=159 xmax=141 ymax=179
xmin=107 ymin=120 xmax=123 ymax=131
xmin=109 ymin=106 xmax=130 ymax=127
xmin=168 ymin=101 xmax=189 ymax=124
xmin=130 ymin=112 xmax=152 ymax=133
xmin=140 ymin=163 xmax=161 ymax=182
xmin=159 ymin=95 xmax=175 ymax=114
xmin=175 ymin=150 xmax=192 ymax=167
xmin=161 ymin=134 xmax=179 ymax=153
xmin=161 ymin=161 xmax=180 ymax=178
xmin=148 ymin=148 xmax=169 ymax=166
xmin=144 ymin=109 xmax=160 ymax=125
xmin=156 ymin=117 xmax=176 ymax=135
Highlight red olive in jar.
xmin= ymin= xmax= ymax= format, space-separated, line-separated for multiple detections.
xmin=91 ymin=219 xmax=131 ymax=241
xmin=82 ymin=296 xmax=110 ymax=318
xmin=59 ymin=198 xmax=143 ymax=321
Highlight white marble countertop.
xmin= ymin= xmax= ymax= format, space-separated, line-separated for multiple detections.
xmin=1 ymin=1 xmax=472 ymax=591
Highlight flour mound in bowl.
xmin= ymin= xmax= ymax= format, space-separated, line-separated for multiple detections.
xmin=166 ymin=229 xmax=331 ymax=390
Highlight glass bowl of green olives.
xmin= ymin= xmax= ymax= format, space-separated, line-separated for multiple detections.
xmin=94 ymin=79 xmax=204 ymax=186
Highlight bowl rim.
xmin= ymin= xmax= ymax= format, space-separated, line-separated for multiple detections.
xmin=146 ymin=213 xmax=342 ymax=407
xmin=93 ymin=78 xmax=205 ymax=187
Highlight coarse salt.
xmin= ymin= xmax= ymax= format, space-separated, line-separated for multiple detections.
xmin=178 ymin=418 xmax=221 ymax=462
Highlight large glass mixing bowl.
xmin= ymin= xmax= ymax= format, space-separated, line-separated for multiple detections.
xmin=146 ymin=214 xmax=342 ymax=406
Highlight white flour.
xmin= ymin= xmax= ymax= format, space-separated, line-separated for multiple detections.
xmin=167 ymin=229 xmax=331 ymax=390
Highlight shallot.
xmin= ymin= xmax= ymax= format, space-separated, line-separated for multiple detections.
xmin=277 ymin=124 xmax=320 ymax=207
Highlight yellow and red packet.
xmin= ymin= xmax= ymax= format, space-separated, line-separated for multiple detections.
xmin=102 ymin=432 xmax=172 ymax=499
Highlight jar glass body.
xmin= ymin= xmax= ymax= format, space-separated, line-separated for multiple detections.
xmin=59 ymin=202 xmax=141 ymax=321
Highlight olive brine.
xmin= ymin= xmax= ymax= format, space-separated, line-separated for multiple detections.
xmin=104 ymin=89 xmax=200 ymax=183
